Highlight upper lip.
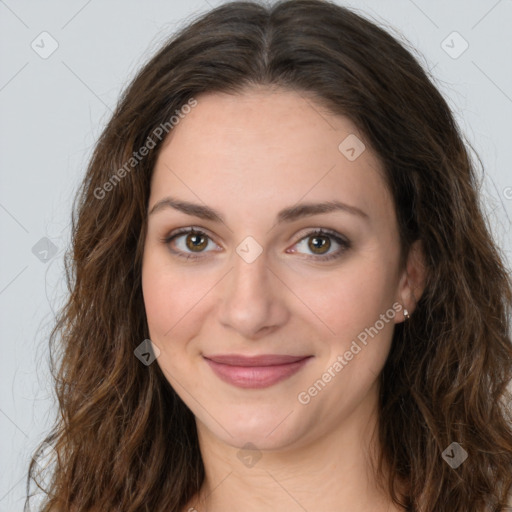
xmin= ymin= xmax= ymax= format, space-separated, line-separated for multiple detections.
xmin=204 ymin=354 xmax=312 ymax=366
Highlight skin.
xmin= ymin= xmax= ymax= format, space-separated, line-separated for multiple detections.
xmin=141 ymin=86 xmax=425 ymax=512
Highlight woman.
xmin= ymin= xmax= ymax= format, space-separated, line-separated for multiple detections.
xmin=27 ymin=1 xmax=512 ymax=511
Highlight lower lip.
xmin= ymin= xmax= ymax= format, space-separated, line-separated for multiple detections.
xmin=204 ymin=357 xmax=312 ymax=389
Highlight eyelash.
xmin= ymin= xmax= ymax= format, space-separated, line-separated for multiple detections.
xmin=160 ymin=227 xmax=351 ymax=262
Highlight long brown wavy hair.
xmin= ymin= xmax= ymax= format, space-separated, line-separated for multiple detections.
xmin=26 ymin=1 xmax=512 ymax=511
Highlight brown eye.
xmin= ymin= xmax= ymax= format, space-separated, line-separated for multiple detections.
xmin=308 ymin=234 xmax=331 ymax=254
xmin=162 ymin=227 xmax=222 ymax=261
xmin=290 ymin=228 xmax=351 ymax=262
xmin=185 ymin=231 xmax=208 ymax=252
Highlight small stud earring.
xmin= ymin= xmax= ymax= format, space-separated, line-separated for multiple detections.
xmin=403 ymin=308 xmax=410 ymax=320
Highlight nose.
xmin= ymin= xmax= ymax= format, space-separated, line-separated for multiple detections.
xmin=217 ymin=250 xmax=290 ymax=339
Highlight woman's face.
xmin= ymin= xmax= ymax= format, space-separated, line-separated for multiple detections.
xmin=142 ymin=87 xmax=411 ymax=451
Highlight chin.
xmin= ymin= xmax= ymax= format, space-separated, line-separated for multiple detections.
xmin=197 ymin=404 xmax=312 ymax=452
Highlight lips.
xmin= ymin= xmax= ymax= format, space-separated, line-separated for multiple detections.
xmin=203 ymin=353 xmax=312 ymax=389
xmin=205 ymin=354 xmax=309 ymax=366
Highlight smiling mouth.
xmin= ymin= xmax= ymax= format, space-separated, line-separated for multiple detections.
xmin=203 ymin=354 xmax=313 ymax=388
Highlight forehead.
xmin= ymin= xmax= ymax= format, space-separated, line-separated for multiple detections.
xmin=150 ymin=88 xmax=393 ymax=227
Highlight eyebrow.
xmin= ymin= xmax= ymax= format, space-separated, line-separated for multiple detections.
xmin=148 ymin=196 xmax=369 ymax=223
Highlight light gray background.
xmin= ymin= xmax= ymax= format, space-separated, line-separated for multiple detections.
xmin=1 ymin=0 xmax=511 ymax=510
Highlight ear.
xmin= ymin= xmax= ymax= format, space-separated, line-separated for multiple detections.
xmin=395 ymin=239 xmax=427 ymax=323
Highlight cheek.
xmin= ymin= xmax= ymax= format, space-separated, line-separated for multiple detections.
xmin=141 ymin=250 xmax=216 ymax=352
xmin=140 ymin=245 xmax=171 ymax=332
xmin=294 ymin=264 xmax=398 ymax=411
xmin=142 ymin=261 xmax=176 ymax=339
xmin=294 ymin=260 xmax=397 ymax=337
xmin=141 ymin=254 xmax=205 ymax=389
